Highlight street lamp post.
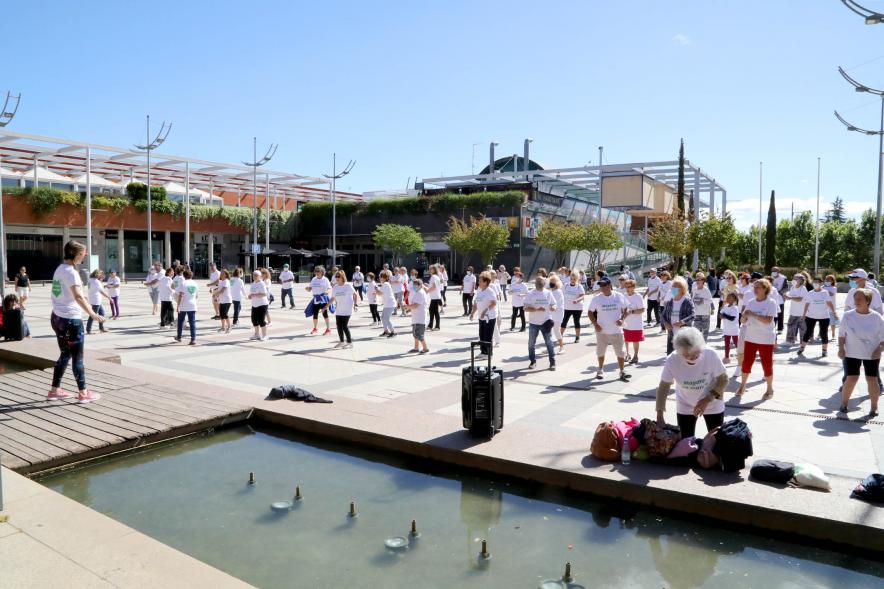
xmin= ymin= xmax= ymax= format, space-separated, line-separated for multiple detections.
xmin=323 ymin=154 xmax=355 ymax=264
xmin=841 ymin=0 xmax=884 ymax=24
xmin=815 ymin=157 xmax=821 ymax=275
xmin=0 ymin=91 xmax=21 ymax=298
xmin=134 ymin=115 xmax=171 ymax=269
xmin=242 ymin=138 xmax=277 ymax=272
xmin=835 ymin=66 xmax=884 ymax=276
xmin=758 ymin=162 xmax=763 ymax=266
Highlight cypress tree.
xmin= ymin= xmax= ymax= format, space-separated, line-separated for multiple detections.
xmin=764 ymin=190 xmax=776 ymax=273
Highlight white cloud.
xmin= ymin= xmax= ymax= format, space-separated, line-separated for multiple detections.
xmin=673 ymin=34 xmax=691 ymax=46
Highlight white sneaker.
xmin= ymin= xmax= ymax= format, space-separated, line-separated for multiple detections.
xmin=333 ymin=342 xmax=344 ymax=349
xmin=595 ymin=369 xmax=604 ymax=380
xmin=343 ymin=343 xmax=353 ymax=349
xmin=250 ymin=334 xmax=261 ymax=340
xmin=261 ymin=336 xmax=269 ymax=342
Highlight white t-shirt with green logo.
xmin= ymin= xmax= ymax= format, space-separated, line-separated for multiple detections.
xmin=175 ymin=279 xmax=199 ymax=312
xmin=51 ymin=264 xmax=83 ymax=320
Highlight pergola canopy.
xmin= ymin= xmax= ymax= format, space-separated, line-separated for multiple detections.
xmin=0 ymin=130 xmax=360 ymax=203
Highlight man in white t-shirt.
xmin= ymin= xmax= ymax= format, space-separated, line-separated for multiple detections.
xmin=461 ymin=266 xmax=477 ymax=316
xmin=279 ymin=263 xmax=295 ymax=309
xmin=785 ymin=274 xmax=808 ymax=345
xmin=497 ymin=265 xmax=511 ymax=302
xmin=691 ymin=272 xmax=714 ymax=341
xmin=208 ymin=262 xmax=221 ymax=319
xmin=771 ymin=266 xmax=788 ymax=333
xmin=644 ymin=268 xmax=662 ymax=326
xmin=406 ymin=279 xmax=430 ymax=354
xmin=352 ymin=266 xmax=365 ymax=302
xmin=523 ymin=276 xmax=556 ymax=370
xmin=588 ymin=277 xmax=630 ymax=382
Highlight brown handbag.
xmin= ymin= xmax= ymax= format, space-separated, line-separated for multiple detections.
xmin=590 ymin=421 xmax=621 ymax=461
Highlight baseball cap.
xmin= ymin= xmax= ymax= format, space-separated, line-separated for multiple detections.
xmin=598 ymin=277 xmax=612 ymax=286
xmin=750 ymin=271 xmax=763 ymax=280
xmin=283 ymin=263 xmax=289 ymax=268
xmin=849 ymin=269 xmax=869 ymax=279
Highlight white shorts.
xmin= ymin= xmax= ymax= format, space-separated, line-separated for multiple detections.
xmin=15 ymin=287 xmax=28 ymax=298
xmin=596 ymin=332 xmax=625 ymax=358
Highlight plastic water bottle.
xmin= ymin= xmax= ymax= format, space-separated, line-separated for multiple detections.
xmin=621 ymin=435 xmax=631 ymax=465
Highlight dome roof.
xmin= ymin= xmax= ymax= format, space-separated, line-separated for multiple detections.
xmin=479 ymin=156 xmax=545 ymax=175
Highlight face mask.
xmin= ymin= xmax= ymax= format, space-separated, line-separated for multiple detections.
xmin=813 ymin=282 xmax=821 ymax=290
xmin=513 ymin=277 xmax=521 ymax=283
xmin=772 ymin=272 xmax=779 ymax=278
xmin=849 ymin=280 xmax=857 ymax=289
xmin=825 ymin=281 xmax=833 ymax=287
xmin=671 ymin=287 xmax=680 ymax=297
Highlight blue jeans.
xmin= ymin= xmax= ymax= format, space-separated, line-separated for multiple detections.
xmin=280 ymin=288 xmax=294 ymax=308
xmin=177 ymin=311 xmax=196 ymax=341
xmin=51 ymin=313 xmax=86 ymax=390
xmin=528 ymin=320 xmax=556 ymax=365
xmin=86 ymin=304 xmax=106 ymax=333
xmin=478 ymin=318 xmax=496 ymax=355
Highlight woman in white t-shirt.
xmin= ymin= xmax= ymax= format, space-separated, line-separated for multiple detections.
xmin=248 ymin=270 xmax=270 ymax=341
xmin=47 ymin=240 xmax=103 ymax=404
xmin=86 ymin=269 xmax=111 ymax=335
xmin=213 ymin=269 xmax=233 ymax=334
xmin=306 ymin=266 xmax=332 ymax=335
xmin=838 ymin=288 xmax=884 ymax=417
xmin=230 ymin=268 xmax=246 ymax=327
xmin=656 ymin=327 xmax=728 ymax=438
xmin=461 ymin=266 xmax=477 ymax=316
xmin=561 ymin=271 xmax=586 ymax=342
xmin=691 ymin=272 xmax=713 ymax=341
xmin=330 ymin=270 xmax=358 ymax=349
xmin=405 ymin=278 xmax=429 ymax=354
xmin=439 ymin=264 xmax=449 ymax=309
xmin=104 ymin=270 xmax=121 ymax=319
xmin=509 ymin=270 xmax=528 ymax=331
xmin=549 ymin=275 xmax=566 ymax=354
xmin=622 ymin=279 xmax=645 ymax=364
xmin=736 ymin=278 xmax=779 ymax=400
xmin=798 ymin=278 xmax=837 ymax=357
xmin=378 ymin=270 xmax=397 ymax=337
xmin=785 ymin=274 xmax=809 ymax=345
xmin=158 ymin=268 xmax=175 ymax=329
xmin=720 ymin=292 xmax=740 ymax=363
xmin=366 ymin=272 xmax=381 ymax=326
xmin=174 ymin=268 xmax=199 ymax=345
xmin=657 ymin=271 xmax=673 ymax=332
xmin=470 ymin=271 xmax=497 ymax=356
xmin=261 ymin=268 xmax=274 ymax=327
xmin=426 ymin=265 xmax=443 ymax=331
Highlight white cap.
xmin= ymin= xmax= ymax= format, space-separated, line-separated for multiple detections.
xmin=849 ymin=269 xmax=869 ymax=279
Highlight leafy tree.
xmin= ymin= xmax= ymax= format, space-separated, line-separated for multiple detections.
xmin=764 ymin=190 xmax=776 ymax=273
xmin=445 ymin=215 xmax=509 ymax=267
xmin=856 ymin=209 xmax=879 ymax=270
xmin=648 ymin=214 xmax=693 ymax=266
xmin=775 ymin=211 xmax=814 ymax=268
xmin=372 ymin=223 xmax=424 ymax=265
xmin=729 ymin=226 xmax=762 ymax=269
xmin=824 ymin=196 xmax=847 ymax=223
xmin=689 ymin=212 xmax=738 ymax=262
xmin=535 ymin=219 xmax=586 ymax=268
xmin=817 ymin=220 xmax=859 ymax=271
xmin=582 ymin=222 xmax=624 ymax=271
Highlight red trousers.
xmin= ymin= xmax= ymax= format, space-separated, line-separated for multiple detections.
xmin=741 ymin=341 xmax=774 ymax=377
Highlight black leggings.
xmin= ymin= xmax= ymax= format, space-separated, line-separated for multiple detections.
xmin=647 ymin=300 xmax=661 ymax=324
xmin=428 ymin=299 xmax=441 ymax=329
xmin=562 ymin=309 xmax=582 ymax=330
xmin=312 ymin=303 xmax=329 ymax=320
xmin=233 ymin=300 xmax=241 ymax=324
xmin=478 ymin=318 xmax=495 ymax=355
xmin=677 ymin=412 xmax=724 ymax=439
xmin=369 ymin=303 xmax=380 ymax=322
xmin=441 ymin=286 xmax=447 ymax=305
xmin=511 ymin=306 xmax=525 ymax=330
xmin=802 ymin=317 xmax=830 ymax=344
xmin=462 ymin=293 xmax=474 ymax=315
xmin=160 ymin=301 xmax=175 ymax=326
xmin=336 ymin=314 xmax=352 ymax=343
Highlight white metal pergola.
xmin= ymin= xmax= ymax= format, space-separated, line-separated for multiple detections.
xmin=0 ymin=130 xmax=360 ymax=274
xmin=422 ymin=160 xmax=727 ymax=215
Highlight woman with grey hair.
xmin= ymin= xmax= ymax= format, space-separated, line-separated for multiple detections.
xmin=656 ymin=327 xmax=728 ymax=438
xmin=838 ymin=287 xmax=884 ymax=417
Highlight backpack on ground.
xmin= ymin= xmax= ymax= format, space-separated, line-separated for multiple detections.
xmin=713 ymin=418 xmax=753 ymax=472
xmin=590 ymin=421 xmax=620 ymax=461
xmin=851 ymin=473 xmax=884 ymax=503
xmin=750 ymin=459 xmax=795 ymax=484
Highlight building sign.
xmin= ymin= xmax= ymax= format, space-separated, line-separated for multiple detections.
xmin=522 ymin=216 xmax=539 ymax=239
xmin=530 ymin=192 xmax=564 ymax=208
xmin=194 ymin=232 xmax=223 ymax=244
xmin=251 ymin=243 xmax=262 ymax=254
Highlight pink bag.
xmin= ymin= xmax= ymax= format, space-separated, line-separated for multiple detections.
xmin=613 ymin=418 xmax=640 ymax=452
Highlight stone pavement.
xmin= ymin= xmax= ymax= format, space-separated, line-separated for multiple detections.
xmin=15 ymin=279 xmax=882 ymax=481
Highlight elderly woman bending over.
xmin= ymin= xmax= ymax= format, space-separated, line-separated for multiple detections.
xmin=656 ymin=327 xmax=728 ymax=438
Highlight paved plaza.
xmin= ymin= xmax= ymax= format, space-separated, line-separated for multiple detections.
xmin=14 ymin=279 xmax=883 ymax=480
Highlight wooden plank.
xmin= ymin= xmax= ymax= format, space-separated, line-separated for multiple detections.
xmin=0 ymin=432 xmax=46 ymax=466
xmin=0 ymin=421 xmax=82 ymax=458
xmin=85 ymin=368 xmax=248 ymax=412
xmin=0 ymin=395 xmax=119 ymax=447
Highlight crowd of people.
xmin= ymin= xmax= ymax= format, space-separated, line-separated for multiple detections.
xmin=36 ymin=240 xmax=882 ymax=425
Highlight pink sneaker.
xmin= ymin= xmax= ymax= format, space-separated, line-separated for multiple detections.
xmin=77 ymin=390 xmax=101 ymax=404
xmin=47 ymin=389 xmax=75 ymax=401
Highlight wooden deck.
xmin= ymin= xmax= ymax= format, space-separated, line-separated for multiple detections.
xmin=0 ymin=365 xmax=252 ymax=474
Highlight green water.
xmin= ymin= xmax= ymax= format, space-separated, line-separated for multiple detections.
xmin=39 ymin=427 xmax=883 ymax=589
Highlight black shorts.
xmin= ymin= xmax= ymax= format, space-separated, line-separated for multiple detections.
xmin=845 ymin=357 xmax=880 ymax=377
xmin=219 ymin=303 xmax=231 ymax=319
xmin=251 ymin=305 xmax=268 ymax=327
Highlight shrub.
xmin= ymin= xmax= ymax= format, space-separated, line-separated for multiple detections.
xmin=126 ymin=182 xmax=168 ymax=201
xmin=26 ymin=187 xmax=80 ymax=217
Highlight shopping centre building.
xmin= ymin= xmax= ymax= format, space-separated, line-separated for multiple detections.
xmin=0 ymin=130 xmax=360 ymax=279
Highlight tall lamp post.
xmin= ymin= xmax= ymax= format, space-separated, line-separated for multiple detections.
xmin=323 ymin=154 xmax=355 ymax=264
xmin=134 ymin=115 xmax=171 ymax=269
xmin=835 ymin=66 xmax=884 ymax=276
xmin=815 ymin=157 xmax=822 ymax=275
xmin=841 ymin=0 xmax=884 ymax=24
xmin=0 ymin=91 xmax=20 ymax=298
xmin=242 ymin=138 xmax=277 ymax=271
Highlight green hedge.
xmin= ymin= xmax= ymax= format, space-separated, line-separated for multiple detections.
xmin=299 ymin=190 xmax=525 ymax=226
xmin=4 ymin=186 xmax=130 ymax=218
xmin=125 ymin=182 xmax=168 ymax=201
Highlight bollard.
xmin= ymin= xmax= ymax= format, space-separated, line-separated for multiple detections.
xmin=562 ymin=562 xmax=573 ymax=583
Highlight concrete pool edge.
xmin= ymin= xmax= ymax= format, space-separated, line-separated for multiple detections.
xmin=0 ymin=466 xmax=256 ymax=588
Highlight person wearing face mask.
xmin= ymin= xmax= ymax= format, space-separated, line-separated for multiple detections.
xmin=658 ymin=271 xmax=673 ymax=333
xmin=823 ymin=274 xmax=839 ymax=341
xmin=644 ymin=268 xmax=662 ymax=327
xmin=461 ymin=266 xmax=476 ymax=316
xmin=509 ymin=270 xmax=527 ymax=331
xmin=717 ymin=270 xmax=739 ymax=329
xmin=785 ymin=274 xmax=808 ymax=345
xmin=661 ymin=277 xmax=695 ymax=355
xmin=798 ymin=277 xmax=837 ymax=357
xmin=691 ymin=272 xmax=713 ymax=341
xmin=771 ymin=266 xmax=788 ymax=333
xmin=656 ymin=327 xmax=727 ymax=437
xmin=843 ymin=269 xmax=883 ymax=314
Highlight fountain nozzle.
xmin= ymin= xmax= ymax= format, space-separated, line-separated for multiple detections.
xmin=348 ymin=501 xmax=358 ymax=518
xmin=563 ymin=562 xmax=573 ymax=583
xmin=248 ymin=472 xmax=255 ymax=485
xmin=294 ymin=486 xmax=302 ymax=501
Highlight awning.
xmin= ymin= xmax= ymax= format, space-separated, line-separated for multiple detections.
xmin=423 ymin=241 xmax=450 ymax=253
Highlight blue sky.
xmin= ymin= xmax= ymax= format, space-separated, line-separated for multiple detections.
xmin=3 ymin=0 xmax=884 ymax=228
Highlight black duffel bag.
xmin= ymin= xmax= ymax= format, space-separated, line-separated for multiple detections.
xmin=750 ymin=459 xmax=795 ymax=484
